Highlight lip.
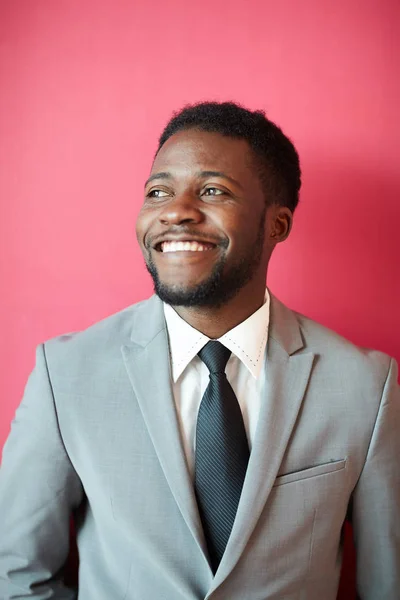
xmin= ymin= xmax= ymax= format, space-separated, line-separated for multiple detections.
xmin=157 ymin=249 xmax=218 ymax=262
xmin=154 ymin=250 xmax=219 ymax=273
xmin=151 ymin=234 xmax=220 ymax=251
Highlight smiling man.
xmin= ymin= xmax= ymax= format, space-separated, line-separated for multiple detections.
xmin=138 ymin=127 xmax=284 ymax=328
xmin=0 ymin=102 xmax=399 ymax=600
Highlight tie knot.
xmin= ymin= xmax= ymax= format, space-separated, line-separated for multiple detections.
xmin=198 ymin=341 xmax=231 ymax=374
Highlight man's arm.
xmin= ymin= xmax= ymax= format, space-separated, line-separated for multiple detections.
xmin=0 ymin=344 xmax=84 ymax=599
xmin=352 ymin=357 xmax=400 ymax=600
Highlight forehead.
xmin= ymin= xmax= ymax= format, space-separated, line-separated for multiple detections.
xmin=151 ymin=129 xmax=256 ymax=182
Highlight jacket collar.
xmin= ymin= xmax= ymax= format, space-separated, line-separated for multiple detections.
xmin=130 ymin=292 xmax=305 ymax=358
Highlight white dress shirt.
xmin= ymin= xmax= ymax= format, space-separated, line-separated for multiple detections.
xmin=163 ymin=289 xmax=270 ymax=477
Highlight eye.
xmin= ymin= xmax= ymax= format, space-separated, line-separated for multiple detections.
xmin=203 ymin=187 xmax=225 ymax=196
xmin=146 ymin=189 xmax=170 ymax=199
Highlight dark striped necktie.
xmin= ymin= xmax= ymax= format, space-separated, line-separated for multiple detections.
xmin=194 ymin=341 xmax=250 ymax=572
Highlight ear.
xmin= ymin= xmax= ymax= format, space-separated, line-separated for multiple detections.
xmin=268 ymin=206 xmax=293 ymax=243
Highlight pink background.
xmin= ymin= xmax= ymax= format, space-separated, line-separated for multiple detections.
xmin=0 ymin=3 xmax=399 ymax=592
xmin=2 ymin=0 xmax=399 ymax=459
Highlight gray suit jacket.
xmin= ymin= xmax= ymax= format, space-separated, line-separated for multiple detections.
xmin=0 ymin=294 xmax=399 ymax=599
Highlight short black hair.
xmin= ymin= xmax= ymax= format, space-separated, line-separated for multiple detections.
xmin=157 ymin=101 xmax=301 ymax=212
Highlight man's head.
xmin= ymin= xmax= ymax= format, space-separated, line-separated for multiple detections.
xmin=136 ymin=101 xmax=301 ymax=308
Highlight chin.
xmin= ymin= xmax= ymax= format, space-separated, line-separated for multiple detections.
xmin=145 ymin=252 xmax=250 ymax=308
xmin=158 ymin=278 xmax=205 ymax=293
xmin=152 ymin=275 xmax=245 ymax=309
xmin=154 ymin=282 xmax=212 ymax=307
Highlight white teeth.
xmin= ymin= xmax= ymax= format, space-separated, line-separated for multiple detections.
xmin=161 ymin=241 xmax=213 ymax=253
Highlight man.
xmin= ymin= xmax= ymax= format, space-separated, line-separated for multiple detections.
xmin=0 ymin=101 xmax=399 ymax=599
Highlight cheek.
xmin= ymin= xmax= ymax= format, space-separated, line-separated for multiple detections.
xmin=135 ymin=211 xmax=152 ymax=244
xmin=227 ymin=219 xmax=259 ymax=247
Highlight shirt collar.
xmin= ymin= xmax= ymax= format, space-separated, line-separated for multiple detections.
xmin=163 ymin=289 xmax=270 ymax=382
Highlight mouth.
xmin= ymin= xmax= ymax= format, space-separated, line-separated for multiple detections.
xmin=155 ymin=240 xmax=217 ymax=253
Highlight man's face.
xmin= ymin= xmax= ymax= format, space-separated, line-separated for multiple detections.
xmin=136 ymin=129 xmax=272 ymax=307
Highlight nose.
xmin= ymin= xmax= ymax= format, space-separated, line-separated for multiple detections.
xmin=158 ymin=193 xmax=204 ymax=226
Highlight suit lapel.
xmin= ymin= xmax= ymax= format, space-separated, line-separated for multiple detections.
xmin=121 ymin=293 xmax=315 ymax=587
xmin=121 ymin=296 xmax=209 ymax=563
xmin=209 ymin=295 xmax=315 ymax=592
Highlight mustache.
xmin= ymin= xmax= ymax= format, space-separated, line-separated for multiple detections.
xmin=146 ymin=228 xmax=229 ymax=249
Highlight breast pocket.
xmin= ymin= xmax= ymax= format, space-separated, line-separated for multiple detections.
xmin=273 ymin=458 xmax=347 ymax=487
xmin=251 ymin=457 xmax=350 ymax=590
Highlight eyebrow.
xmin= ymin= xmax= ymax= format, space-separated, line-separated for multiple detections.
xmin=144 ymin=170 xmax=243 ymax=190
xmin=144 ymin=172 xmax=171 ymax=187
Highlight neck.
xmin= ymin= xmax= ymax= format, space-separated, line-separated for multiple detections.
xmin=171 ymin=281 xmax=267 ymax=339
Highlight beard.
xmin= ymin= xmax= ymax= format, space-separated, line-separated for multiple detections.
xmin=145 ymin=209 xmax=266 ymax=308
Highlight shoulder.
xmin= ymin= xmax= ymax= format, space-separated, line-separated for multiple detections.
xmin=269 ymin=292 xmax=395 ymax=391
xmin=292 ymin=306 xmax=394 ymax=389
xmin=41 ymin=296 xmax=156 ymax=369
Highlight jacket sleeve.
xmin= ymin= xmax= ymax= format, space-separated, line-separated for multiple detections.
xmin=0 ymin=343 xmax=84 ymax=599
xmin=352 ymin=357 xmax=400 ymax=600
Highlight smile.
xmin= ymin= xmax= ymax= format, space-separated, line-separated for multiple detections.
xmin=159 ymin=240 xmax=216 ymax=253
